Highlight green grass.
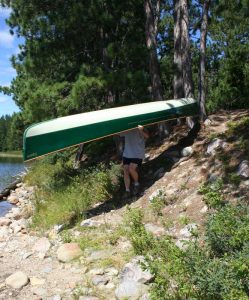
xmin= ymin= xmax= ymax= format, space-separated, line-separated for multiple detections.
xmin=0 ymin=151 xmax=22 ymax=158
xmin=26 ymin=156 xmax=122 ymax=230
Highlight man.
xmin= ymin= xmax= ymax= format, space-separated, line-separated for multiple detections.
xmin=120 ymin=125 xmax=149 ymax=195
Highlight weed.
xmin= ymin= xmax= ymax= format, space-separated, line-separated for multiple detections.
xmin=198 ymin=179 xmax=225 ymax=208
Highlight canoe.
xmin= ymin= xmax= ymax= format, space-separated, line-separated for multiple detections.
xmin=23 ymin=98 xmax=198 ymax=161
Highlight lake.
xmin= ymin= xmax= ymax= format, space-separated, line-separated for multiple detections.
xmin=0 ymin=156 xmax=24 ymax=216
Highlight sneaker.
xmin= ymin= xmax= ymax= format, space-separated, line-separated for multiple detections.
xmin=123 ymin=190 xmax=131 ymax=200
xmin=133 ymin=185 xmax=140 ymax=196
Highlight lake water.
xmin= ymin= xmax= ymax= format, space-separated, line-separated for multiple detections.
xmin=0 ymin=156 xmax=24 ymax=216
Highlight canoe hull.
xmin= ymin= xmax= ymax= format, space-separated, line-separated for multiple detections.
xmin=23 ymin=98 xmax=199 ymax=161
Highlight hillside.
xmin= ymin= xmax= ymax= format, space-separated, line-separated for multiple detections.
xmin=0 ymin=110 xmax=249 ymax=300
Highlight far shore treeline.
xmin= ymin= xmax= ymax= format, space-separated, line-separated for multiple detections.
xmin=0 ymin=0 xmax=248 ymax=152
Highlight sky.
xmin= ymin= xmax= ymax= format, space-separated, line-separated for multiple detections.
xmin=0 ymin=6 xmax=22 ymax=117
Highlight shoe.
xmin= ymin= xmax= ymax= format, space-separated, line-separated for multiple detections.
xmin=123 ymin=190 xmax=131 ymax=200
xmin=133 ymin=185 xmax=140 ymax=196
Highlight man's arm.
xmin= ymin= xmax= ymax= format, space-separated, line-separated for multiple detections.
xmin=138 ymin=125 xmax=149 ymax=139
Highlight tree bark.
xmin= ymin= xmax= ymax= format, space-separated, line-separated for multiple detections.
xmin=173 ymin=0 xmax=184 ymax=99
xmin=181 ymin=0 xmax=194 ymax=98
xmin=199 ymin=0 xmax=210 ymax=121
xmin=144 ymin=0 xmax=163 ymax=101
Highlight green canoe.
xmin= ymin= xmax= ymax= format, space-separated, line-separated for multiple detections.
xmin=23 ymin=98 xmax=198 ymax=161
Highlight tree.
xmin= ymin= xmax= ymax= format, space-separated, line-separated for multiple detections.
xmin=198 ymin=0 xmax=210 ymax=121
xmin=144 ymin=0 xmax=164 ymax=100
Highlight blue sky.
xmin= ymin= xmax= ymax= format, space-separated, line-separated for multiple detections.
xmin=0 ymin=6 xmax=22 ymax=117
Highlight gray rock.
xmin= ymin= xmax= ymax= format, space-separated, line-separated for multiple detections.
xmin=179 ymin=223 xmax=198 ymax=238
xmin=149 ymin=189 xmax=164 ymax=202
xmin=115 ymin=280 xmax=146 ymax=300
xmin=154 ymin=168 xmax=164 ymax=178
xmin=57 ymin=243 xmax=83 ymax=262
xmin=92 ymin=275 xmax=109 ymax=286
xmin=237 ymin=160 xmax=249 ymax=179
xmin=80 ymin=219 xmax=103 ymax=227
xmin=5 ymin=271 xmax=29 ymax=289
xmin=87 ymin=250 xmax=111 ymax=262
xmin=206 ymin=138 xmax=226 ymax=155
xmin=144 ymin=223 xmax=165 ymax=237
xmin=120 ymin=257 xmax=153 ymax=284
xmin=181 ymin=147 xmax=193 ymax=157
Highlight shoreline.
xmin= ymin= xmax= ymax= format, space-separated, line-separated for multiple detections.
xmin=0 ymin=152 xmax=23 ymax=158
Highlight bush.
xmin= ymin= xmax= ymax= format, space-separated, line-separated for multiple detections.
xmin=206 ymin=204 xmax=249 ymax=255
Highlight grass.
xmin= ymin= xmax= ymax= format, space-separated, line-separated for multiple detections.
xmin=25 ymin=156 xmax=122 ymax=230
xmin=0 ymin=151 xmax=22 ymax=158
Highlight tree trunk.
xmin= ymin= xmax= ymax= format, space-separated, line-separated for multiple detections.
xmin=181 ymin=0 xmax=194 ymax=98
xmin=144 ymin=0 xmax=163 ymax=101
xmin=199 ymin=0 xmax=210 ymax=121
xmin=173 ymin=0 xmax=184 ymax=99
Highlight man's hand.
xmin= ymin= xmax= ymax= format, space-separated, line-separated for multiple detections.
xmin=138 ymin=125 xmax=149 ymax=139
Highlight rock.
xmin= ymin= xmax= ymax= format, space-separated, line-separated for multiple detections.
xmin=89 ymin=268 xmax=105 ymax=275
xmin=200 ymin=205 xmax=208 ymax=213
xmin=32 ymin=287 xmax=47 ymax=297
xmin=32 ymin=237 xmax=51 ymax=254
xmin=7 ymin=194 xmax=19 ymax=204
xmin=237 ymin=160 xmax=249 ymax=179
xmin=0 ymin=226 xmax=10 ymax=239
xmin=179 ymin=223 xmax=198 ymax=238
xmin=80 ymin=219 xmax=103 ymax=227
xmin=206 ymin=138 xmax=226 ymax=155
xmin=149 ymin=189 xmax=164 ymax=202
xmin=175 ymin=238 xmax=189 ymax=250
xmin=181 ymin=147 xmax=193 ymax=157
xmin=79 ymin=297 xmax=99 ymax=300
xmin=30 ymin=277 xmax=46 ymax=286
xmin=5 ymin=271 xmax=29 ymax=289
xmin=154 ymin=168 xmax=164 ymax=179
xmin=92 ymin=275 xmax=109 ymax=286
xmin=0 ymin=218 xmax=11 ymax=226
xmin=204 ymin=118 xmax=212 ymax=126
xmin=87 ymin=250 xmax=111 ymax=262
xmin=120 ymin=257 xmax=153 ymax=284
xmin=144 ymin=223 xmax=165 ymax=237
xmin=105 ymin=267 xmax=119 ymax=276
xmin=115 ymin=280 xmax=147 ymax=300
xmin=53 ymin=295 xmax=61 ymax=300
xmin=57 ymin=243 xmax=83 ymax=262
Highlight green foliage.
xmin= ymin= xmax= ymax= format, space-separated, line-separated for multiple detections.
xmin=198 ymin=179 xmax=225 ymax=208
xmin=206 ymin=204 xmax=249 ymax=256
xmin=27 ymin=159 xmax=122 ymax=229
xmin=124 ymin=208 xmax=154 ymax=255
xmin=125 ymin=202 xmax=249 ymax=300
xmin=150 ymin=190 xmax=166 ymax=216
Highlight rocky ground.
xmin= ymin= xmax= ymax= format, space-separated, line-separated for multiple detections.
xmin=0 ymin=110 xmax=249 ymax=300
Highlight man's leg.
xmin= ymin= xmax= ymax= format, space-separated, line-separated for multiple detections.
xmin=129 ymin=163 xmax=139 ymax=185
xmin=123 ymin=164 xmax=131 ymax=192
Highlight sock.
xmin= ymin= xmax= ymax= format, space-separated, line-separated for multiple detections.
xmin=126 ymin=188 xmax=130 ymax=192
xmin=134 ymin=182 xmax=140 ymax=187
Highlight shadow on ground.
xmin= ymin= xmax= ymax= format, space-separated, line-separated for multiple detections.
xmin=84 ymin=122 xmax=201 ymax=219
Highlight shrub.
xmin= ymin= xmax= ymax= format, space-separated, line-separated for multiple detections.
xmin=206 ymin=204 xmax=249 ymax=255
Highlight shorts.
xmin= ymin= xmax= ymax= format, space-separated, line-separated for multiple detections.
xmin=123 ymin=157 xmax=143 ymax=166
